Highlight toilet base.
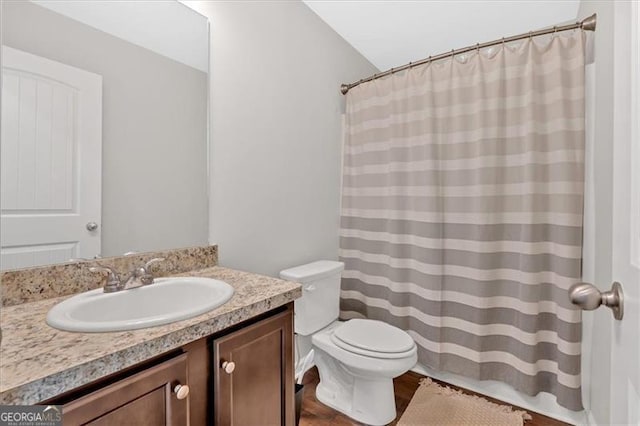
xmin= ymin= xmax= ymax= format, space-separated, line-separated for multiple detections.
xmin=314 ymin=348 xmax=397 ymax=425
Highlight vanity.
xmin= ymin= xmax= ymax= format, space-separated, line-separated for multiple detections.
xmin=0 ymin=246 xmax=302 ymax=425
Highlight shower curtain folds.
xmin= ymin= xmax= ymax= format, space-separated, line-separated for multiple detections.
xmin=339 ymin=32 xmax=585 ymax=411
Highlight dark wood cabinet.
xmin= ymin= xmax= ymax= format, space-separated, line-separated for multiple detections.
xmin=213 ymin=308 xmax=294 ymax=426
xmin=62 ymin=354 xmax=189 ymax=425
xmin=47 ymin=304 xmax=295 ymax=426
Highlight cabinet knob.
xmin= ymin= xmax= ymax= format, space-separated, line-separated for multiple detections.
xmin=221 ymin=361 xmax=236 ymax=374
xmin=174 ymin=384 xmax=190 ymax=400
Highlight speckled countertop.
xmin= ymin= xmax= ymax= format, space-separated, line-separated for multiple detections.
xmin=0 ymin=266 xmax=301 ymax=405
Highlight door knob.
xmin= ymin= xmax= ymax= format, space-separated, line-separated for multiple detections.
xmin=569 ymin=281 xmax=624 ymax=320
xmin=86 ymin=222 xmax=99 ymax=232
xmin=221 ymin=361 xmax=236 ymax=374
xmin=173 ymin=384 xmax=190 ymax=400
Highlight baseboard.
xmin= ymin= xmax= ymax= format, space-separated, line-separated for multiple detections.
xmin=411 ymin=363 xmax=588 ymax=425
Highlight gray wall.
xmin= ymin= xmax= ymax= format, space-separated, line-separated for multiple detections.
xmin=187 ymin=1 xmax=378 ymax=277
xmin=2 ymin=1 xmax=209 ymax=256
xmin=577 ymin=1 xmax=615 ymax=424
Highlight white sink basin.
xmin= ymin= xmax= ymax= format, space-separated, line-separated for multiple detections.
xmin=46 ymin=277 xmax=234 ymax=332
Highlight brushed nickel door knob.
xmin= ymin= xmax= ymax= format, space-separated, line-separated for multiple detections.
xmin=222 ymin=361 xmax=236 ymax=374
xmin=174 ymin=384 xmax=190 ymax=400
xmin=86 ymin=222 xmax=99 ymax=232
xmin=569 ymin=281 xmax=624 ymax=320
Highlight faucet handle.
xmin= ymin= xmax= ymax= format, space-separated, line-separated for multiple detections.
xmin=89 ymin=265 xmax=121 ymax=292
xmin=130 ymin=258 xmax=165 ymax=287
xmin=89 ymin=265 xmax=118 ymax=276
xmin=144 ymin=258 xmax=166 ymax=270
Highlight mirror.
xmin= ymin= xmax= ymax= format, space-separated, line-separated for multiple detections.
xmin=1 ymin=1 xmax=209 ymax=270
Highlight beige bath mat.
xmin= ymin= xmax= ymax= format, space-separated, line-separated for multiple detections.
xmin=397 ymin=378 xmax=532 ymax=426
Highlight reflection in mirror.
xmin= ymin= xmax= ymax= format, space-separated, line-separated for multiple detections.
xmin=1 ymin=1 xmax=209 ymax=270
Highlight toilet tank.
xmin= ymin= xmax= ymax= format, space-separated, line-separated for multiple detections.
xmin=280 ymin=260 xmax=344 ymax=336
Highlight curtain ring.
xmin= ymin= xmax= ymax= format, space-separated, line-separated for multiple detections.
xmin=528 ymin=31 xmax=533 ymax=40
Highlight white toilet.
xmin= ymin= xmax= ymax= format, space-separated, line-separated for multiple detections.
xmin=280 ymin=260 xmax=417 ymax=425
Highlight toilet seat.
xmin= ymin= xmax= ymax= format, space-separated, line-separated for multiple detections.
xmin=330 ymin=319 xmax=416 ymax=359
xmin=312 ymin=320 xmax=418 ymax=374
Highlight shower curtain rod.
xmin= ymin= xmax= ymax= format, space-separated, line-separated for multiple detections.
xmin=340 ymin=13 xmax=597 ymax=95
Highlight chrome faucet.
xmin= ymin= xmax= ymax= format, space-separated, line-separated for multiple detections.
xmin=121 ymin=258 xmax=165 ymax=290
xmin=89 ymin=258 xmax=165 ymax=293
xmin=89 ymin=265 xmax=121 ymax=293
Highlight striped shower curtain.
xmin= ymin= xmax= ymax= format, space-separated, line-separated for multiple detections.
xmin=340 ymin=32 xmax=585 ymax=410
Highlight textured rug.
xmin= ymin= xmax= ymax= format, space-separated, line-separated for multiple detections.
xmin=397 ymin=378 xmax=532 ymax=426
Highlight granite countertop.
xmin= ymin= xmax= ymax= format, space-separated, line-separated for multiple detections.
xmin=0 ymin=266 xmax=301 ymax=405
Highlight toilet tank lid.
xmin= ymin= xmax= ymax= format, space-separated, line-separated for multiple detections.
xmin=279 ymin=260 xmax=344 ymax=283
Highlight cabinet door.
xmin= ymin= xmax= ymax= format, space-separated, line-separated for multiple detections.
xmin=214 ymin=308 xmax=294 ymax=426
xmin=62 ymin=354 xmax=189 ymax=425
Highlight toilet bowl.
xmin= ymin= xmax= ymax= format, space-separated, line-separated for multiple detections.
xmin=280 ymin=261 xmax=417 ymax=425
xmin=312 ymin=320 xmax=417 ymax=425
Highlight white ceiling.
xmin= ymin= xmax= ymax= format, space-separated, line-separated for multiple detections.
xmin=31 ymin=0 xmax=209 ymax=72
xmin=303 ymin=1 xmax=581 ymax=71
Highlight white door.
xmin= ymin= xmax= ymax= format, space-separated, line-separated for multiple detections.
xmin=1 ymin=46 xmax=102 ymax=269
xmin=609 ymin=2 xmax=640 ymax=425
